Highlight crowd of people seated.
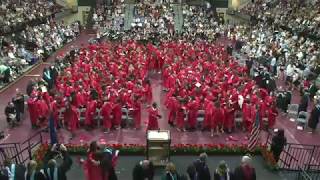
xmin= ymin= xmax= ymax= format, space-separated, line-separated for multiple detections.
xmin=0 ymin=20 xmax=80 ymax=86
xmin=93 ymin=0 xmax=125 ymax=32
xmin=131 ymin=1 xmax=175 ymax=37
xmin=182 ymin=5 xmax=221 ymax=41
xmin=0 ymin=0 xmax=61 ymax=35
xmin=227 ymin=0 xmax=320 ymax=132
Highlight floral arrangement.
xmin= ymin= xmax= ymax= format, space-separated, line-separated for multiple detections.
xmin=34 ymin=143 xmax=262 ymax=157
xmin=261 ymin=146 xmax=278 ymax=171
xmin=33 ymin=143 xmax=50 ymax=168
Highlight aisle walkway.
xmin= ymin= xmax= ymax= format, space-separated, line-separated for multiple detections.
xmin=172 ymin=4 xmax=183 ymax=33
xmin=124 ymin=4 xmax=134 ymax=31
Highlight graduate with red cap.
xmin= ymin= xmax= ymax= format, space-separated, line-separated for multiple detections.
xmin=166 ymin=95 xmax=178 ymax=126
xmin=36 ymin=95 xmax=49 ymax=127
xmin=242 ymin=100 xmax=253 ymax=132
xmin=176 ymin=101 xmax=186 ymax=132
xmin=65 ymin=103 xmax=79 ymax=138
xmin=27 ymin=96 xmax=39 ymax=128
xmin=187 ymin=97 xmax=199 ymax=130
xmin=203 ymin=97 xmax=214 ymax=130
xmin=224 ymin=101 xmax=235 ymax=133
xmin=147 ymin=103 xmax=161 ymax=130
xmin=85 ymin=98 xmax=97 ymax=129
xmin=132 ymin=96 xmax=142 ymax=129
xmin=144 ymin=80 xmax=153 ymax=104
xmin=268 ymin=103 xmax=278 ymax=129
xmin=101 ymin=98 xmax=113 ymax=133
xmin=211 ymin=102 xmax=225 ymax=136
xmin=112 ymin=99 xmax=122 ymax=129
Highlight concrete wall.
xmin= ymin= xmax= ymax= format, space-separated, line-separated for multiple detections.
xmin=56 ymin=6 xmax=91 ymax=26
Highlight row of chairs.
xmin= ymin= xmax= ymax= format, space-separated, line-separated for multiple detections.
xmin=57 ymin=107 xmax=135 ymax=128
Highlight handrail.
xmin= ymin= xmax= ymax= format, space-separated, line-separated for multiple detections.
xmin=0 ymin=128 xmax=46 ymax=167
xmin=265 ymin=132 xmax=320 ymax=175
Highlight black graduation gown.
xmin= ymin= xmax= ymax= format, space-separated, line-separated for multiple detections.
xmin=271 ymin=136 xmax=287 ymax=162
xmin=44 ymin=152 xmax=73 ymax=180
xmin=26 ymin=171 xmax=47 ymax=180
xmin=284 ymin=91 xmax=292 ymax=111
xmin=298 ymin=95 xmax=309 ymax=112
xmin=233 ymin=165 xmax=256 ymax=180
xmin=132 ymin=162 xmax=154 ymax=180
xmin=308 ymin=105 xmax=320 ymax=129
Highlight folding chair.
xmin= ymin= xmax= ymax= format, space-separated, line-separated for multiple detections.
xmin=95 ymin=108 xmax=102 ymax=128
xmin=296 ymin=111 xmax=309 ymax=130
xmin=79 ymin=107 xmax=86 ymax=124
xmin=121 ymin=107 xmax=129 ymax=128
xmin=287 ymin=104 xmax=299 ymax=120
xmin=197 ymin=110 xmax=205 ymax=123
xmin=234 ymin=110 xmax=243 ymax=129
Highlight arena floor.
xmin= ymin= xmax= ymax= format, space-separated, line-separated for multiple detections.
xmin=0 ymin=33 xmax=319 ymax=148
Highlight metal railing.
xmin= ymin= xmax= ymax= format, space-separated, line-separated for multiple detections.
xmin=0 ymin=128 xmax=45 ymax=168
xmin=265 ymin=133 xmax=320 ymax=179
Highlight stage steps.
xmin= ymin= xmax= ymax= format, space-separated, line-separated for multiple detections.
xmin=172 ymin=4 xmax=183 ymax=33
xmin=124 ymin=4 xmax=135 ymax=31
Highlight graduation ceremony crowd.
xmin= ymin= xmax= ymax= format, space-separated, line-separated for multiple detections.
xmin=1 ymin=0 xmax=320 ymax=179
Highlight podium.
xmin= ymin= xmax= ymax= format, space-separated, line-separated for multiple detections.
xmin=146 ymin=130 xmax=171 ymax=166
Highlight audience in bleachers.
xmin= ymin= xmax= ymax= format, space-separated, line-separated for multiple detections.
xmin=0 ymin=20 xmax=79 ymax=86
xmin=0 ymin=0 xmax=60 ymax=35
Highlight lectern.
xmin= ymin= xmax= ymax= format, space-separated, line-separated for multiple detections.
xmin=146 ymin=130 xmax=171 ymax=166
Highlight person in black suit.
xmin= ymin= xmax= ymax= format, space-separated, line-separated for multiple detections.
xmin=43 ymin=144 xmax=73 ymax=180
xmin=132 ymin=160 xmax=155 ymax=180
xmin=25 ymin=160 xmax=46 ymax=180
xmin=233 ymin=156 xmax=256 ymax=180
xmin=187 ymin=153 xmax=211 ymax=180
xmin=4 ymin=102 xmax=17 ymax=128
xmin=298 ymin=90 xmax=309 ymax=113
xmin=270 ymin=129 xmax=287 ymax=162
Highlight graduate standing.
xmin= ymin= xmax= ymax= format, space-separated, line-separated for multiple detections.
xmin=147 ymin=103 xmax=161 ymax=130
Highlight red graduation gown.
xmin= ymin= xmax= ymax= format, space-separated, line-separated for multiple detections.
xmin=224 ymin=106 xmax=235 ymax=129
xmin=27 ymin=98 xmax=38 ymax=126
xmin=242 ymin=103 xmax=253 ymax=130
xmin=50 ymin=100 xmax=59 ymax=128
xmin=176 ymin=105 xmax=185 ymax=129
xmin=85 ymin=100 xmax=97 ymax=126
xmin=268 ymin=106 xmax=278 ymax=128
xmin=132 ymin=101 xmax=141 ymax=128
xmin=37 ymin=99 xmax=49 ymax=119
xmin=187 ymin=100 xmax=199 ymax=129
xmin=167 ymin=96 xmax=178 ymax=124
xmin=67 ymin=105 xmax=79 ymax=132
xmin=101 ymin=102 xmax=113 ymax=129
xmin=204 ymin=100 xmax=214 ymax=128
xmin=212 ymin=107 xmax=224 ymax=129
xmin=112 ymin=103 xmax=122 ymax=126
xmin=144 ymin=84 xmax=153 ymax=103
xmin=147 ymin=107 xmax=159 ymax=130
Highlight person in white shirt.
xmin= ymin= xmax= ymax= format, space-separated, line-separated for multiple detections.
xmin=270 ymin=57 xmax=277 ymax=76
xmin=285 ymin=63 xmax=295 ymax=90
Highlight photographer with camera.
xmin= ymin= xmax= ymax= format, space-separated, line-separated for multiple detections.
xmin=43 ymin=144 xmax=73 ymax=180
